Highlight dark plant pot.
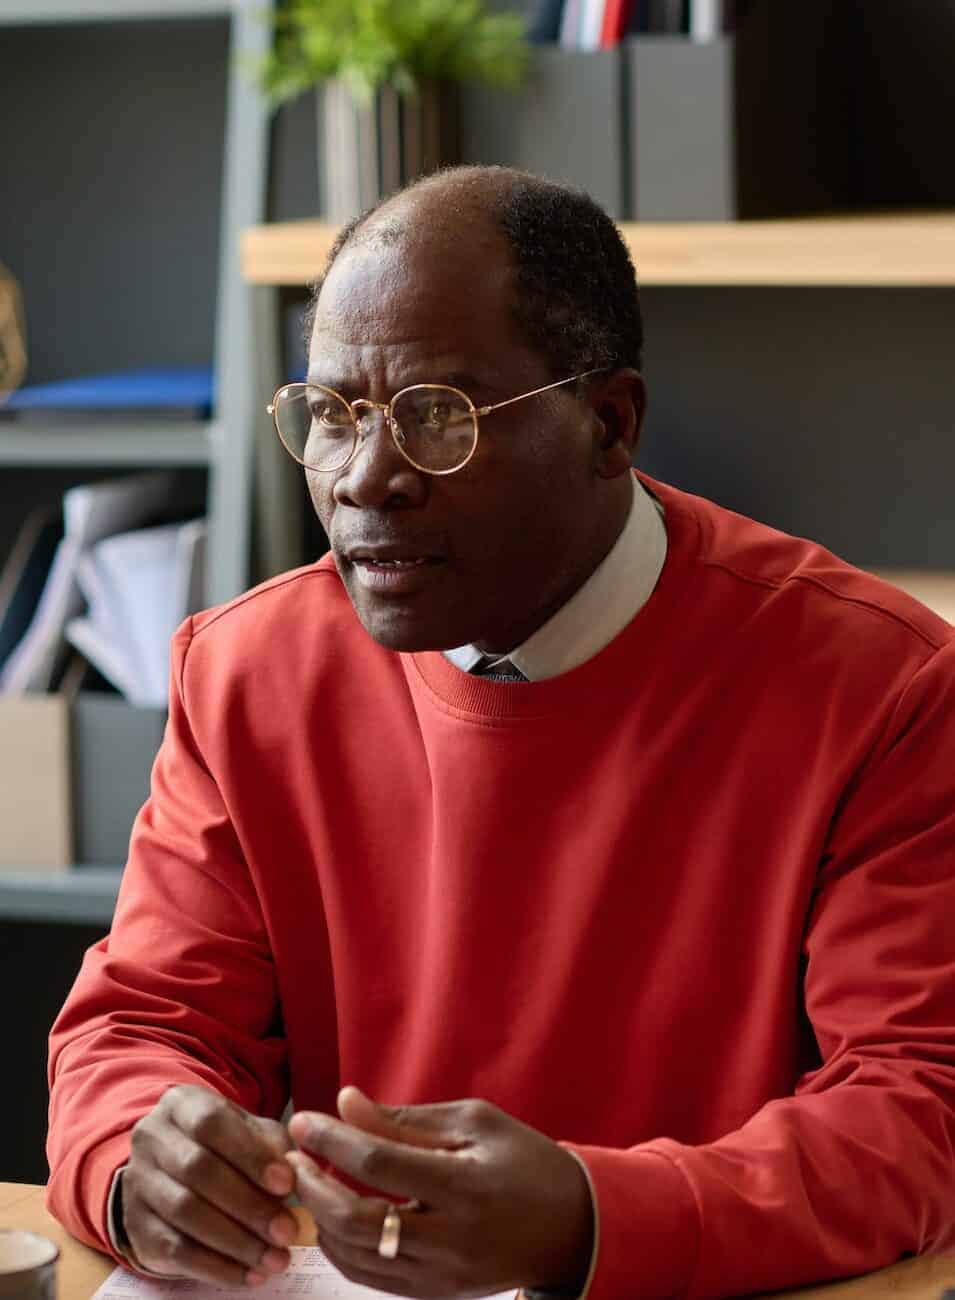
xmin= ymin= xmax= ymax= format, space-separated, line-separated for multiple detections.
xmin=318 ymin=78 xmax=460 ymax=221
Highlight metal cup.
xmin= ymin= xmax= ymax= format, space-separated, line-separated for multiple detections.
xmin=0 ymin=1231 xmax=59 ymax=1300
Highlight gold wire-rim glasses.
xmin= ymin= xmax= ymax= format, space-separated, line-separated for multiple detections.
xmin=267 ymin=367 xmax=606 ymax=477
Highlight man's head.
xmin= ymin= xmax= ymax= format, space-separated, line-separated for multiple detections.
xmin=304 ymin=165 xmax=646 ymax=654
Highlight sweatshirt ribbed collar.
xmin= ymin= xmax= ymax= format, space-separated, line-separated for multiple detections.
xmin=443 ymin=475 xmax=667 ymax=682
xmin=408 ymin=473 xmax=697 ymax=721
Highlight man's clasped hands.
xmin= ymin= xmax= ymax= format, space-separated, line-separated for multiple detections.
xmin=121 ymin=1084 xmax=595 ymax=1298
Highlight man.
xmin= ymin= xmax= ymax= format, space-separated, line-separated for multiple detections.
xmin=48 ymin=167 xmax=955 ymax=1299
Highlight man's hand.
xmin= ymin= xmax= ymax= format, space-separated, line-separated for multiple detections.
xmin=122 ymin=1085 xmax=300 ymax=1287
xmin=287 ymin=1087 xmax=594 ymax=1298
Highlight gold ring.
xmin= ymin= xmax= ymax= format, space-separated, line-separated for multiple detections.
xmin=377 ymin=1205 xmax=402 ymax=1260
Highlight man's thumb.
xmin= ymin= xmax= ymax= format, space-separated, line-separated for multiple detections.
xmin=337 ymin=1086 xmax=460 ymax=1149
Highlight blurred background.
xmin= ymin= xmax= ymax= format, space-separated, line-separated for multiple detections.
xmin=0 ymin=0 xmax=952 ymax=1183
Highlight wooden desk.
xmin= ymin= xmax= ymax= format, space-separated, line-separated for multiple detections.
xmin=3 ymin=1183 xmax=955 ymax=1300
xmin=0 ymin=1183 xmax=317 ymax=1299
xmin=0 ymin=1182 xmax=112 ymax=1297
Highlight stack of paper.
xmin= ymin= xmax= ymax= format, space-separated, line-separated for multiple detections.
xmin=67 ymin=518 xmax=206 ymax=706
xmin=0 ymin=472 xmax=184 ymax=695
xmin=91 ymin=1248 xmax=517 ymax=1300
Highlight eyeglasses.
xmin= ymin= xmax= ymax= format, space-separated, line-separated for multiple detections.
xmin=267 ymin=368 xmax=605 ymax=476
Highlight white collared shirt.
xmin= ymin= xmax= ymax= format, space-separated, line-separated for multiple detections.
xmin=444 ymin=476 xmax=667 ymax=681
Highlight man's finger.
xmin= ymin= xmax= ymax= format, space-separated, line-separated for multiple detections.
xmin=288 ymin=1152 xmax=433 ymax=1262
xmin=130 ymin=1201 xmax=266 ymax=1288
xmin=289 ymin=1112 xmax=457 ymax=1204
xmin=137 ymin=1166 xmax=289 ymax=1276
xmin=151 ymin=1124 xmax=298 ymax=1249
xmin=166 ymin=1087 xmax=294 ymax=1198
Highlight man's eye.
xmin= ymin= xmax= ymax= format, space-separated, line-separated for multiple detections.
xmin=424 ymin=402 xmax=451 ymax=428
xmin=311 ymin=403 xmax=349 ymax=427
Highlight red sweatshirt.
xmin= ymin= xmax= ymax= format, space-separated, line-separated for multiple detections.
xmin=48 ymin=474 xmax=955 ymax=1298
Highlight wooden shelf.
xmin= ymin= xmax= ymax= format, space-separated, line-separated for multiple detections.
xmin=241 ymin=213 xmax=955 ymax=289
xmin=0 ymin=867 xmax=121 ymax=925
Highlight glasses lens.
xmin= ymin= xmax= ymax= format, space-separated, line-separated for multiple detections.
xmin=273 ymin=384 xmax=355 ymax=471
xmin=391 ymin=386 xmax=477 ymax=472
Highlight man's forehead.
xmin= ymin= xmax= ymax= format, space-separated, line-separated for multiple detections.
xmin=313 ymin=228 xmax=513 ymax=342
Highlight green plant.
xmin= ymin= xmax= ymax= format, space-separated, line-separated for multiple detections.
xmin=260 ymin=0 xmax=529 ymax=105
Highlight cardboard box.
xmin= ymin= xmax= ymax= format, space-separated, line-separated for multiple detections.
xmin=0 ymin=694 xmax=72 ymax=867
xmin=0 ymin=693 xmax=165 ymax=868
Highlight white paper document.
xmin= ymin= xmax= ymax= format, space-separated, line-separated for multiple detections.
xmin=91 ymin=1248 xmax=517 ymax=1300
xmin=67 ymin=517 xmax=206 ymax=704
xmin=0 ymin=471 xmax=180 ymax=693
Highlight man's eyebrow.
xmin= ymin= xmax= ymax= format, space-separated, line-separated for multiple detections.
xmin=305 ymin=370 xmax=360 ymax=397
xmin=441 ymin=372 xmax=496 ymax=394
xmin=304 ymin=371 xmax=498 ymax=397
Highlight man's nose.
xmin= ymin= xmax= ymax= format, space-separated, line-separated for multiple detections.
xmin=332 ymin=407 xmax=426 ymax=508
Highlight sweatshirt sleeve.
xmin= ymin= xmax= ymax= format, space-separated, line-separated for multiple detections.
xmin=46 ymin=619 xmax=289 ymax=1259
xmin=564 ymin=639 xmax=955 ymax=1300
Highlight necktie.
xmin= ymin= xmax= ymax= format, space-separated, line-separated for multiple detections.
xmin=472 ymin=655 xmax=528 ymax=682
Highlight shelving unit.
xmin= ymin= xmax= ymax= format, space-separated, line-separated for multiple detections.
xmin=0 ymin=0 xmax=273 ymax=891
xmin=0 ymin=0 xmax=272 ymax=606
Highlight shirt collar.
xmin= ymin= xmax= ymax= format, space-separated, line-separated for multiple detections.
xmin=444 ymin=475 xmax=667 ymax=681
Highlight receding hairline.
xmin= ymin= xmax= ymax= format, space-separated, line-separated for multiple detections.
xmin=306 ymin=165 xmax=644 ymax=377
xmin=322 ymin=167 xmax=521 ymax=269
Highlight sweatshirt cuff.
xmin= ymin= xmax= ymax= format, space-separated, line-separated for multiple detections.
xmin=107 ymin=1167 xmax=174 ymax=1278
xmin=46 ymin=1129 xmax=133 ymax=1262
xmin=106 ymin=1168 xmax=129 ymax=1255
xmin=562 ymin=1142 xmax=700 ymax=1300
xmin=520 ymin=1149 xmax=599 ymax=1300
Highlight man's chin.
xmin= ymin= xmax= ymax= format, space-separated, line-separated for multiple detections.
xmin=351 ymin=597 xmax=462 ymax=654
xmin=360 ymin=622 xmax=457 ymax=654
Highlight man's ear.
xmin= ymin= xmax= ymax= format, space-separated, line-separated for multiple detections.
xmin=592 ymin=368 xmax=647 ymax=479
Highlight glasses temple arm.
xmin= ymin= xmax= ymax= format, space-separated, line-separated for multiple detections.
xmin=476 ymin=368 xmax=605 ymax=417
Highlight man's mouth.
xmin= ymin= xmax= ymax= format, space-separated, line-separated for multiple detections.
xmin=353 ymin=557 xmax=432 ymax=569
xmin=344 ymin=548 xmax=445 ymax=594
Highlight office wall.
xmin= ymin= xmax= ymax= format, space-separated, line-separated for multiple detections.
xmin=638 ymin=287 xmax=955 ymax=569
xmin=2 ymin=920 xmax=104 ymax=1183
xmin=0 ymin=17 xmax=228 ymax=386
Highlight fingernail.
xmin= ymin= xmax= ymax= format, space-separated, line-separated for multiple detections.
xmin=262 ymin=1248 xmax=288 ymax=1274
xmin=263 ymin=1161 xmax=293 ymax=1195
xmin=289 ymin=1112 xmax=317 ymax=1140
xmin=269 ymin=1213 xmax=296 ymax=1246
xmin=246 ymin=1271 xmax=267 ymax=1287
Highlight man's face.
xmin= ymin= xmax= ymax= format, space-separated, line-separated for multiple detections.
xmin=306 ymin=217 xmax=608 ymax=654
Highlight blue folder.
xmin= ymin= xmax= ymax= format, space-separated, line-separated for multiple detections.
xmin=3 ymin=366 xmax=214 ymax=416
